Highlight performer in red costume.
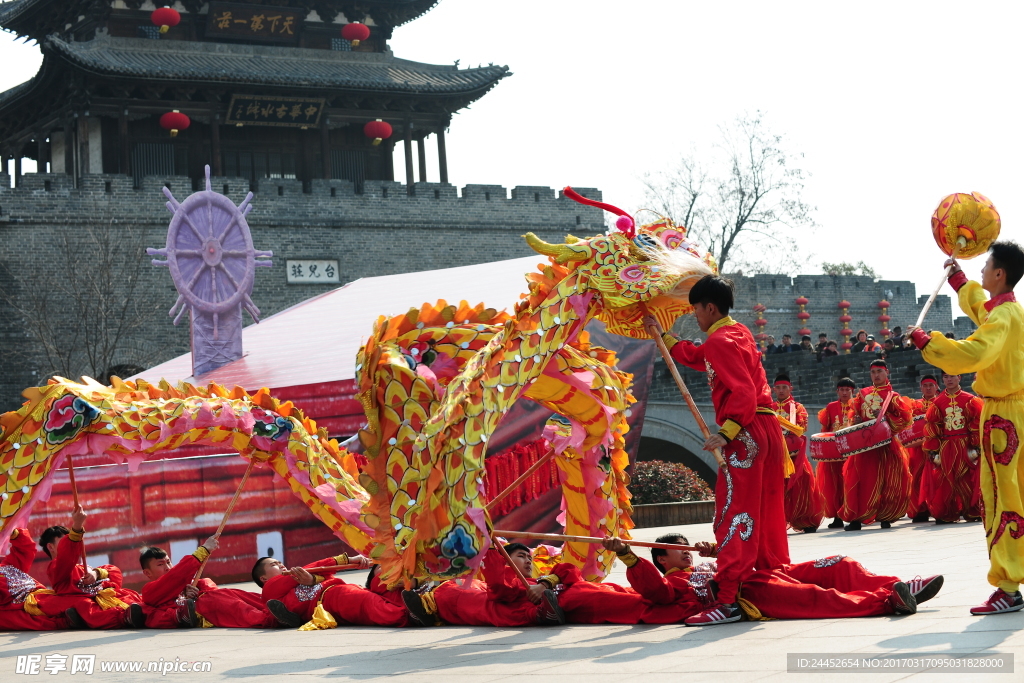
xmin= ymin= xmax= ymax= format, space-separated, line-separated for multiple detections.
xmin=817 ymin=378 xmax=857 ymax=528
xmin=254 ymin=553 xmax=413 ymax=629
xmin=139 ymin=536 xmax=277 ymax=629
xmin=654 ymin=275 xmax=789 ymax=626
xmin=840 ymin=360 xmax=913 ymax=531
xmin=774 ymin=374 xmax=824 ymax=533
xmin=0 ymin=528 xmax=68 ymax=631
xmin=907 ymin=376 xmax=941 ymax=523
xmin=602 ymin=534 xmax=716 ymax=611
xmin=33 ymin=506 xmax=144 ymax=629
xmin=924 ymin=372 xmax=985 ymax=524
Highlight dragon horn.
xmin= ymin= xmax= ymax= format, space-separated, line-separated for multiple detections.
xmin=523 ymin=233 xmax=592 ymax=263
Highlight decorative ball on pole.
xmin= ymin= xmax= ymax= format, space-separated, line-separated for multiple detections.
xmin=877 ymin=300 xmax=891 ymax=338
xmin=160 ymin=110 xmax=190 ymax=137
xmin=795 ymin=296 xmax=811 ymax=337
xmin=363 ymin=119 xmax=393 ymax=146
xmin=151 ymin=6 xmax=181 ymax=33
xmin=838 ymin=300 xmax=853 ymax=353
xmin=753 ymin=303 xmax=767 ymax=349
xmin=341 ymin=22 xmax=371 ymax=46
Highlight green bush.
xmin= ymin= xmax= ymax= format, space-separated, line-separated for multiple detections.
xmin=630 ymin=460 xmax=714 ymax=505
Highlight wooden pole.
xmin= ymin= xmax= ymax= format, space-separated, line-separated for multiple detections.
xmin=491 ymin=535 xmax=531 ymax=587
xmin=436 ymin=128 xmax=448 ymax=184
xmin=64 ymin=453 xmax=88 ymax=567
xmin=192 ymin=458 xmax=257 ymax=585
xmin=640 ymin=308 xmax=726 ymax=468
xmin=485 ymin=449 xmax=556 ymax=512
xmin=914 ymin=238 xmax=966 ymax=329
xmin=492 ymin=529 xmax=699 ymax=552
xmin=294 ymin=563 xmax=360 ymax=575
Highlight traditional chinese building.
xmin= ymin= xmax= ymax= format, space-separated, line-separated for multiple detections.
xmin=0 ymin=0 xmax=507 ymax=190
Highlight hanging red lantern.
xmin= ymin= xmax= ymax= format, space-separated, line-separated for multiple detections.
xmin=795 ymin=296 xmax=811 ymax=338
xmin=341 ymin=22 xmax=371 ymax=46
xmin=160 ymin=110 xmax=190 ymax=137
xmin=838 ymin=300 xmax=853 ymax=353
xmin=151 ymin=6 xmax=181 ymax=33
xmin=363 ymin=119 xmax=393 ymax=146
xmin=878 ymin=300 xmax=891 ymax=309
xmin=752 ymin=303 xmax=768 ymax=350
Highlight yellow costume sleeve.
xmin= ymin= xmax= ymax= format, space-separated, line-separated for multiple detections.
xmin=957 ymin=280 xmax=990 ymax=326
xmin=922 ymin=304 xmax=1009 ymax=375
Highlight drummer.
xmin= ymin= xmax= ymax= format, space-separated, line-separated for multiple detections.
xmin=923 ymin=372 xmax=984 ymax=525
xmin=816 ymin=378 xmax=857 ymax=529
xmin=907 ymin=376 xmax=940 ymax=523
xmin=773 ymin=374 xmax=824 ymax=533
xmin=839 ymin=360 xmax=914 ymax=531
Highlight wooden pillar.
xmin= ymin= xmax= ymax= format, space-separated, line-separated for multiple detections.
xmin=64 ymin=116 xmax=75 ymax=180
xmin=210 ymin=108 xmax=222 ymax=176
xmin=417 ymin=136 xmax=427 ymax=183
xmin=37 ymin=134 xmax=48 ymax=174
xmin=119 ymin=108 xmax=130 ymax=176
xmin=1 ymin=151 xmax=8 ymax=179
xmin=13 ymin=155 xmax=21 ymax=186
xmin=403 ymin=121 xmax=414 ymax=194
xmin=320 ymin=116 xmax=331 ymax=180
xmin=436 ymin=128 xmax=448 ymax=184
xmin=78 ymin=112 xmax=90 ymax=178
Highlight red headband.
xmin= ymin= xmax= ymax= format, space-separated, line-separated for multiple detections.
xmin=774 ymin=380 xmax=792 ymax=387
xmin=921 ymin=378 xmax=938 ymax=385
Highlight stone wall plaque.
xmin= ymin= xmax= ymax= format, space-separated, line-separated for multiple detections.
xmin=287 ymin=259 xmax=340 ymax=284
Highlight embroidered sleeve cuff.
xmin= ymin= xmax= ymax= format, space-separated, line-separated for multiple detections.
xmin=193 ymin=546 xmax=211 ymax=563
xmin=334 ymin=554 xmax=350 ymax=566
xmin=661 ymin=332 xmax=679 ymax=351
xmin=538 ymin=574 xmax=559 ymax=588
xmin=948 ymin=270 xmax=968 ymax=292
xmin=909 ymin=328 xmax=931 ymax=350
xmin=68 ymin=529 xmax=84 ymax=542
xmin=617 ymin=551 xmax=640 ymax=568
xmin=313 ymin=574 xmax=326 ymax=585
xmin=718 ymin=420 xmax=742 ymax=442
xmin=95 ymin=567 xmax=108 ymax=580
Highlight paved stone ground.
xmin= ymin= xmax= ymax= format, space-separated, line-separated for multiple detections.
xmin=2 ymin=519 xmax=1020 ymax=682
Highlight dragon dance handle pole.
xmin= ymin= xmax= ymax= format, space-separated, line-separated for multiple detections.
xmin=914 ymin=238 xmax=965 ymax=329
xmin=641 ymin=311 xmax=726 ymax=468
xmin=294 ymin=564 xmax=361 ymax=575
xmin=64 ymin=453 xmax=88 ymax=567
xmin=492 ymin=529 xmax=698 ymax=552
xmin=491 ymin=534 xmax=532 ymax=587
xmin=485 ymin=449 xmax=556 ymax=512
xmin=192 ymin=458 xmax=257 ymax=586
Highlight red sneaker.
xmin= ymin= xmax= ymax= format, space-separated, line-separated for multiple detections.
xmin=970 ymin=589 xmax=1024 ymax=615
xmin=887 ymin=582 xmax=917 ymax=615
xmin=684 ymin=602 xmax=742 ymax=626
xmin=906 ymin=575 xmax=943 ymax=604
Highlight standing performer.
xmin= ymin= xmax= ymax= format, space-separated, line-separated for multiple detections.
xmin=656 ymin=275 xmax=789 ymax=626
xmin=923 ymin=373 xmax=984 ymax=525
xmin=774 ymin=374 xmax=824 ymax=533
xmin=817 ymin=378 xmax=857 ymax=528
xmin=907 ymin=376 xmax=941 ymax=523
xmin=908 ymin=241 xmax=1024 ymax=614
xmin=839 ymin=360 xmax=913 ymax=531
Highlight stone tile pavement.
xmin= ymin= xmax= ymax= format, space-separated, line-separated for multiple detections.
xmin=1 ymin=519 xmax=1019 ymax=682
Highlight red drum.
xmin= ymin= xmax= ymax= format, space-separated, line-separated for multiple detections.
xmin=897 ymin=414 xmax=926 ymax=447
xmin=809 ymin=432 xmax=842 ymax=461
xmin=834 ymin=419 xmax=893 ymax=457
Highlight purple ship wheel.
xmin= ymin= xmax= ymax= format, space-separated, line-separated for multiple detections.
xmin=148 ymin=165 xmax=272 ymax=376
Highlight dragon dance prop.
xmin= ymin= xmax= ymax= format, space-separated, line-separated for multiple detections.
xmin=915 ymin=192 xmax=1001 ymax=327
xmin=492 ymin=529 xmax=698 ymax=552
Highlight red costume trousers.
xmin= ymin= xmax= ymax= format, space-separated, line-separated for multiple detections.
xmin=816 ymin=460 xmax=845 ymax=519
xmin=784 ymin=443 xmax=825 ymax=529
xmin=0 ymin=607 xmax=67 ymax=630
xmin=557 ymin=581 xmax=696 ymax=624
xmin=320 ymin=584 xmax=408 ymax=627
xmin=713 ymin=412 xmax=790 ymax=604
xmin=432 ymin=581 xmax=538 ymax=627
xmin=741 ymin=556 xmax=898 ymax=619
xmin=929 ymin=435 xmax=982 ymax=521
xmin=196 ymin=589 xmax=277 ymax=628
xmin=34 ymin=593 xmax=129 ymax=629
xmin=906 ymin=445 xmax=931 ymax=518
xmin=840 ymin=443 xmax=911 ymax=524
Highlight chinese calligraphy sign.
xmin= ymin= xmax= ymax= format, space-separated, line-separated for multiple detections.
xmin=286 ymin=260 xmax=340 ymax=284
xmin=207 ymin=2 xmax=300 ymax=44
xmin=225 ymin=95 xmax=325 ymax=128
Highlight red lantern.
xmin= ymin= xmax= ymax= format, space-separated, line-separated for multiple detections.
xmin=878 ymin=314 xmax=892 ymax=323
xmin=160 ymin=110 xmax=190 ymax=137
xmin=878 ymin=300 xmax=891 ymax=309
xmin=841 ymin=342 xmax=853 ymax=350
xmin=755 ymin=318 xmax=768 ymax=327
xmin=151 ymin=6 xmax=181 ymax=33
xmin=879 ymin=328 xmax=892 ymax=337
xmin=840 ymin=328 xmax=853 ymax=337
xmin=341 ymin=22 xmax=371 ymax=46
xmin=363 ymin=119 xmax=393 ymax=146
xmin=753 ymin=303 xmax=766 ymax=313
xmin=838 ymin=300 xmax=851 ymax=309
xmin=795 ymin=296 xmax=809 ymax=306
xmin=797 ymin=311 xmax=811 ymax=320
xmin=839 ymin=314 xmax=852 ymax=323
xmin=798 ymin=328 xmax=812 ymax=337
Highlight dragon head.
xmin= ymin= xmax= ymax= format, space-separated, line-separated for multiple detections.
xmin=525 ymin=189 xmax=717 ymax=338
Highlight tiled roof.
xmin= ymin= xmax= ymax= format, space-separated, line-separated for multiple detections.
xmin=44 ymin=35 xmax=509 ymax=94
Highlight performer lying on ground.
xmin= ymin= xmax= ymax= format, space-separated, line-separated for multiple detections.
xmin=923 ymin=372 xmax=984 ymax=524
xmin=907 ymin=376 xmax=940 ymax=523
xmin=0 ymin=528 xmax=68 ymax=631
xmin=35 ymin=505 xmax=144 ymax=629
xmin=774 ymin=374 xmax=825 ymax=533
xmin=140 ymin=537 xmax=276 ymax=629
xmin=655 ymin=274 xmax=790 ymax=626
xmin=909 ymin=240 xmax=1024 ymax=615
xmin=601 ymin=534 xmax=716 ymax=609
xmin=818 ymin=378 xmax=857 ymax=528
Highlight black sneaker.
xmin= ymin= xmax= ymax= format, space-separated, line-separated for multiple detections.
xmin=827 ymin=517 xmax=845 ymax=529
xmin=266 ymin=599 xmax=304 ymax=628
xmin=64 ymin=607 xmax=87 ymax=629
xmin=535 ymin=589 xmax=565 ymax=625
xmin=906 ymin=576 xmax=944 ymax=604
xmin=912 ymin=513 xmax=930 ymax=523
xmin=844 ymin=521 xmax=862 ymax=531
xmin=881 ymin=521 xmax=892 ymax=529
xmin=888 ymin=582 xmax=917 ymax=615
xmin=402 ymin=589 xmax=433 ymax=627
xmin=124 ymin=603 xmax=146 ymax=628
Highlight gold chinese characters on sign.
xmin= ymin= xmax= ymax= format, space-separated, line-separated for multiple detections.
xmin=207 ymin=2 xmax=300 ymax=44
xmin=225 ymin=95 xmax=325 ymax=128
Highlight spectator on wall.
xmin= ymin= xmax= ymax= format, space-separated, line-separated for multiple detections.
xmin=851 ymin=329 xmax=868 ymax=353
xmin=882 ymin=338 xmax=898 ymax=355
xmin=764 ymin=335 xmax=778 ymax=354
xmin=814 ymin=333 xmax=830 ymax=360
xmin=800 ymin=335 xmax=814 ymax=352
xmin=890 ymin=326 xmax=905 ymax=348
xmin=777 ymin=334 xmax=802 ymax=352
xmin=862 ymin=334 xmax=882 ymax=353
xmin=821 ymin=341 xmax=840 ymax=358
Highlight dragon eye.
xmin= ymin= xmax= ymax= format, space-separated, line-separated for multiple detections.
xmin=633 ymin=234 xmax=658 ymax=250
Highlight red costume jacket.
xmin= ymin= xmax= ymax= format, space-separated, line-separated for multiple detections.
xmin=46 ymin=533 xmax=138 ymax=604
xmin=922 ymin=389 xmax=983 ymax=454
xmin=775 ymin=397 xmax=808 ymax=454
xmin=818 ymin=400 xmax=854 ymax=432
xmin=1 ymin=528 xmax=45 ymax=608
xmin=260 ymin=554 xmax=352 ymax=622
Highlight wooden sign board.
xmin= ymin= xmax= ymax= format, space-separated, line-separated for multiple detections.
xmin=207 ymin=2 xmax=301 ymax=44
xmin=225 ymin=95 xmax=326 ymax=128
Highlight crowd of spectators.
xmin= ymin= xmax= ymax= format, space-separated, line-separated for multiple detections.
xmin=762 ymin=324 xmax=958 ymax=362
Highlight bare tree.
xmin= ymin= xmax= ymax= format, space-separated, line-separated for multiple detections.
xmin=822 ymin=260 xmax=880 ymax=279
xmin=641 ymin=111 xmax=816 ymax=274
xmin=0 ymin=220 xmax=170 ymax=384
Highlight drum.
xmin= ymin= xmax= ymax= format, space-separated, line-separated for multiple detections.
xmin=809 ymin=432 xmax=842 ymax=461
xmin=897 ymin=414 xmax=927 ymax=448
xmin=834 ymin=419 xmax=893 ymax=457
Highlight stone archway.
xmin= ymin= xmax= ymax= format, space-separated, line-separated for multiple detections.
xmin=638 ymin=401 xmax=719 ymax=487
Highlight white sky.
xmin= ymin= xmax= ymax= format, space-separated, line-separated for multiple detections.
xmin=2 ymin=0 xmax=1022 ymax=294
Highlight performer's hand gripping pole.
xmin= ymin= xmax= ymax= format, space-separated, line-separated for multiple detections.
xmin=642 ymin=312 xmax=726 ymax=468
xmin=192 ymin=458 xmax=257 ymax=585
xmin=915 ymin=237 xmax=966 ymax=329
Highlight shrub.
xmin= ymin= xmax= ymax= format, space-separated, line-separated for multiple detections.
xmin=630 ymin=460 xmax=714 ymax=505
